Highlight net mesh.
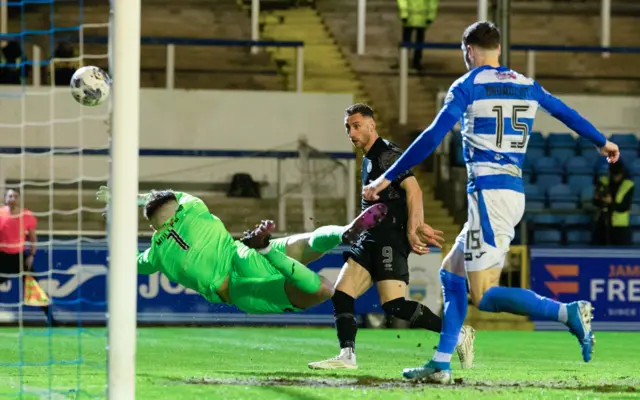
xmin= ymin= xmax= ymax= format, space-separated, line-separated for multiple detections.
xmin=0 ymin=0 xmax=109 ymax=397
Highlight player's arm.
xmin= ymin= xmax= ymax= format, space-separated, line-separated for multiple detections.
xmin=137 ymin=248 xmax=159 ymax=275
xmin=400 ymin=177 xmax=445 ymax=253
xmin=96 ymin=185 xmax=151 ymax=207
xmin=535 ymin=82 xmax=619 ymax=162
xmin=400 ymin=177 xmax=427 ymax=254
xmin=363 ymin=81 xmax=469 ymax=200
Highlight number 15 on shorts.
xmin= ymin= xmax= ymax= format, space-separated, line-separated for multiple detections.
xmin=466 ymin=229 xmax=481 ymax=251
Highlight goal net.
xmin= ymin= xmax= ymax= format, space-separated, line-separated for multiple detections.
xmin=0 ymin=1 xmax=116 ymax=397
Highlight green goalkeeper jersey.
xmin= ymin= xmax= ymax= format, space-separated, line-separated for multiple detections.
xmin=136 ymin=192 xmax=235 ymax=304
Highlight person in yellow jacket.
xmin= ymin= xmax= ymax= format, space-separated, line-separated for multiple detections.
xmin=397 ymin=0 xmax=438 ymax=70
xmin=593 ymin=161 xmax=634 ymax=246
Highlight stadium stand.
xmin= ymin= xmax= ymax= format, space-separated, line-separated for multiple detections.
xmin=11 ymin=0 xmax=284 ymax=90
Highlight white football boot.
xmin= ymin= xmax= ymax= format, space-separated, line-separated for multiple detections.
xmin=308 ymin=347 xmax=358 ymax=370
xmin=455 ymin=325 xmax=476 ymax=369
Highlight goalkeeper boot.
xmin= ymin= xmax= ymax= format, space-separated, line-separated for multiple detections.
xmin=308 ymin=347 xmax=357 ymax=370
xmin=565 ymin=300 xmax=595 ymax=362
xmin=240 ymin=220 xmax=276 ymax=250
xmin=341 ymin=203 xmax=388 ymax=244
xmin=455 ymin=325 xmax=476 ymax=369
xmin=402 ymin=360 xmax=452 ymax=384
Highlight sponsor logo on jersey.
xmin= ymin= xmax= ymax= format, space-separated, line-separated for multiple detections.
xmin=495 ymin=71 xmax=517 ymax=80
xmin=444 ymin=91 xmax=454 ymax=105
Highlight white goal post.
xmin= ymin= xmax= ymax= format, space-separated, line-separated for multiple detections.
xmin=107 ymin=0 xmax=141 ymax=398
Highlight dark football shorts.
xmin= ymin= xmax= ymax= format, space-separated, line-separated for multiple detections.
xmin=343 ymin=229 xmax=411 ymax=284
xmin=0 ymin=252 xmax=24 ymax=284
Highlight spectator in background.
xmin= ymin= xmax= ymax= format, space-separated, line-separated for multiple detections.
xmin=0 ymin=41 xmax=24 ymax=84
xmin=593 ymin=162 xmax=634 ymax=246
xmin=53 ymin=41 xmax=77 ymax=86
xmin=0 ymin=188 xmax=57 ymax=326
xmin=397 ymin=0 xmax=438 ymax=70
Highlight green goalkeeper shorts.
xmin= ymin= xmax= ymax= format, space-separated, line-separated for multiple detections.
xmin=228 ymin=238 xmax=303 ymax=314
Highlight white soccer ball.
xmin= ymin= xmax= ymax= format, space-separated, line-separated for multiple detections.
xmin=70 ymin=66 xmax=112 ymax=106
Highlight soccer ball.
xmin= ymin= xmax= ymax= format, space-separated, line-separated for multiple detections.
xmin=70 ymin=66 xmax=112 ymax=106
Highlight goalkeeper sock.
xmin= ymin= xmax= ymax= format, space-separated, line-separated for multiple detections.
xmin=382 ymin=297 xmax=442 ymax=333
xmin=308 ymin=225 xmax=344 ymax=253
xmin=332 ymin=290 xmax=357 ymax=350
xmin=433 ymin=269 xmax=468 ymax=364
xmin=478 ymin=286 xmax=565 ymax=322
xmin=258 ymin=244 xmax=322 ymax=294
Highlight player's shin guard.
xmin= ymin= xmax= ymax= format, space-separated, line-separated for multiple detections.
xmin=332 ymin=290 xmax=357 ymax=349
xmin=478 ymin=286 xmax=565 ymax=322
xmin=382 ymin=297 xmax=442 ymax=333
xmin=433 ymin=269 xmax=468 ymax=364
xmin=259 ymin=245 xmax=322 ymax=293
xmin=308 ymin=225 xmax=343 ymax=253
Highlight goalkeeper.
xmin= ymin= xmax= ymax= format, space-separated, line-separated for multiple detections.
xmin=97 ymin=187 xmax=388 ymax=313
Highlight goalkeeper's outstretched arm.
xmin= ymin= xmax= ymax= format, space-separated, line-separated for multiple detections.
xmin=96 ymin=185 xmax=153 ymax=207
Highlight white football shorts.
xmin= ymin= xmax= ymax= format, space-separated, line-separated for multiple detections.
xmin=454 ymin=189 xmax=525 ymax=272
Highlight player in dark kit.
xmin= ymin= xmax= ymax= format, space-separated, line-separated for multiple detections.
xmin=308 ymin=104 xmax=475 ymax=370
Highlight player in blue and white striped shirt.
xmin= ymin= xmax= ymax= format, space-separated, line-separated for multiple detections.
xmin=363 ymin=21 xmax=620 ymax=383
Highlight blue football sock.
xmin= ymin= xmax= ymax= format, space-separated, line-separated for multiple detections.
xmin=433 ymin=269 xmax=468 ymax=364
xmin=478 ymin=286 xmax=565 ymax=322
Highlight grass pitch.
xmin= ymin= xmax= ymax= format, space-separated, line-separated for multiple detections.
xmin=0 ymin=327 xmax=638 ymax=399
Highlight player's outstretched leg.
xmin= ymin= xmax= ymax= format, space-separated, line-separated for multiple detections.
xmin=476 ymin=286 xmax=595 ymax=362
xmin=271 ymin=203 xmax=389 ymax=265
xmin=241 ymin=220 xmax=334 ymax=308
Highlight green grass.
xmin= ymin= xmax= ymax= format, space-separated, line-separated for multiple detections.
xmin=0 ymin=327 xmax=639 ymax=399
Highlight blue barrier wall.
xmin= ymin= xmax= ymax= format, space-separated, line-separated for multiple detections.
xmin=530 ymin=247 xmax=640 ymax=331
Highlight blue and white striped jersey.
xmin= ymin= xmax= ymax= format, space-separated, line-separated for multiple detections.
xmin=383 ymin=65 xmax=606 ymax=191
xmin=445 ymin=66 xmax=542 ymax=193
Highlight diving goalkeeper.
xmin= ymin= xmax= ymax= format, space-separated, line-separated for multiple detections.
xmin=97 ymin=186 xmax=388 ymax=313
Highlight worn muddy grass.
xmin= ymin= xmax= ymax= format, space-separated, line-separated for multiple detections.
xmin=0 ymin=327 xmax=638 ymax=399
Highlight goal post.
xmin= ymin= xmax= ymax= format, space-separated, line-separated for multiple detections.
xmin=107 ymin=0 xmax=141 ymax=398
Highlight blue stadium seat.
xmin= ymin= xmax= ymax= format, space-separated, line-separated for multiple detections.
xmin=564 ymin=214 xmax=592 ymax=226
xmin=526 ymin=200 xmax=545 ymax=211
xmin=548 ymin=183 xmax=574 ymax=200
xmin=633 ymin=188 xmax=640 ymax=207
xmin=525 ymin=184 xmax=545 ymax=202
xmin=536 ymin=174 xmax=563 ymax=192
xmin=582 ymin=151 xmax=603 ymax=168
xmin=526 ymin=148 xmax=545 ymax=164
xmin=523 ymin=171 xmax=534 ymax=184
xmin=631 ymin=159 xmax=640 ymax=176
xmin=566 ymin=229 xmax=591 ymax=245
xmin=633 ymin=177 xmax=640 ymax=190
xmin=594 ymin=157 xmax=609 ymax=176
xmin=547 ymin=133 xmax=576 ymax=149
xmin=630 ymin=215 xmax=640 ymax=227
xmin=610 ymin=133 xmax=638 ymax=150
xmin=548 ymin=184 xmax=577 ymax=209
xmin=534 ymin=156 xmax=559 ymax=174
xmin=620 ymin=150 xmax=638 ymax=166
xmin=580 ymin=184 xmax=595 ymax=205
xmin=549 ymin=148 xmax=576 ymax=166
xmin=528 ymin=131 xmax=544 ymax=149
xmin=533 ymin=214 xmax=563 ymax=225
xmin=633 ymin=230 xmax=640 ymax=245
xmin=533 ymin=229 xmax=562 ymax=245
xmin=522 ymin=155 xmax=535 ymax=175
xmin=567 ymin=175 xmax=594 ymax=195
xmin=565 ymin=156 xmax=592 ymax=175
xmin=578 ymin=137 xmax=597 ymax=155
